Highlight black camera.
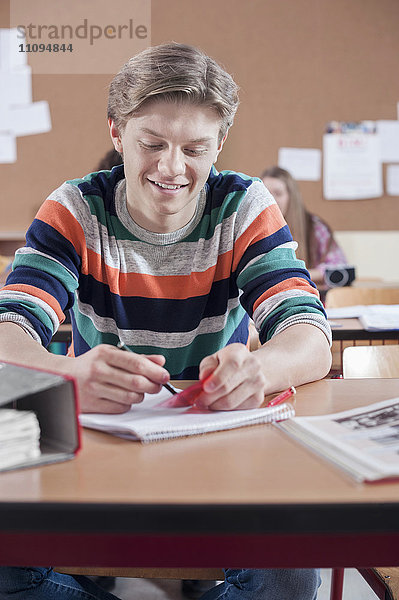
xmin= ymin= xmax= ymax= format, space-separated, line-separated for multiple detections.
xmin=324 ymin=265 xmax=356 ymax=287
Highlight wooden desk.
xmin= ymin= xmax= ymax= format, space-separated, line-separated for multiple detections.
xmin=330 ymin=319 xmax=399 ymax=374
xmin=1 ymin=379 xmax=399 ymax=569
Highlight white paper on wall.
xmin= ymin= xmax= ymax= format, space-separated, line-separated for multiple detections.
xmin=0 ymin=28 xmax=27 ymax=71
xmin=0 ymin=28 xmax=51 ymax=163
xmin=0 ymin=133 xmax=17 ymax=163
xmin=323 ymin=133 xmax=383 ymax=200
xmin=0 ymin=65 xmax=32 ymax=106
xmin=9 ymin=101 xmax=51 ymax=136
xmin=278 ymin=147 xmax=321 ymax=181
xmin=376 ymin=120 xmax=399 ymax=163
xmin=386 ymin=165 xmax=399 ymax=196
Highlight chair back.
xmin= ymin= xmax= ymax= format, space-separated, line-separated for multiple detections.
xmin=343 ymin=345 xmax=399 ymax=378
xmin=325 ymin=287 xmax=399 ymax=308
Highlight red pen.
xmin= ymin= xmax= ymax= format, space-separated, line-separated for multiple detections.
xmin=267 ymin=385 xmax=296 ymax=407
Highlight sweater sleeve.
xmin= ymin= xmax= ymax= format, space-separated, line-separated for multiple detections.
xmin=0 ymin=183 xmax=87 ymax=346
xmin=233 ymin=180 xmax=331 ymax=345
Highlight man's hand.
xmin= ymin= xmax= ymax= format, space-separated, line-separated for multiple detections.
xmin=197 ymin=343 xmax=267 ymax=410
xmin=67 ymin=344 xmax=170 ymax=413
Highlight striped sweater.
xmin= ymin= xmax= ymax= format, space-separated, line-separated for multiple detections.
xmin=0 ymin=165 xmax=330 ymax=379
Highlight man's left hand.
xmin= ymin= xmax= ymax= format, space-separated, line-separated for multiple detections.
xmin=197 ymin=343 xmax=267 ymax=410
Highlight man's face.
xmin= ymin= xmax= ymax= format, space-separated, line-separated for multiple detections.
xmin=109 ymin=99 xmax=226 ymax=233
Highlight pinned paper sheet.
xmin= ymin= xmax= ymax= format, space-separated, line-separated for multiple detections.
xmin=376 ymin=120 xmax=399 ymax=163
xmin=387 ymin=165 xmax=399 ymax=196
xmin=278 ymin=147 xmax=321 ymax=181
xmin=0 ymin=28 xmax=27 ymax=71
xmin=9 ymin=101 xmax=51 ymax=137
xmin=0 ymin=65 xmax=32 ymax=106
xmin=0 ymin=133 xmax=17 ymax=164
xmin=323 ymin=133 xmax=383 ymax=200
xmin=0 ymin=28 xmax=52 ymax=163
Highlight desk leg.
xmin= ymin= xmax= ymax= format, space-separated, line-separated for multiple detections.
xmin=330 ymin=568 xmax=344 ymax=600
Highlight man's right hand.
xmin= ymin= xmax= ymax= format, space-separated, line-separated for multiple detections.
xmin=67 ymin=344 xmax=170 ymax=413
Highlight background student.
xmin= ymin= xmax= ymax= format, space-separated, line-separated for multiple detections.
xmin=261 ymin=166 xmax=347 ymax=287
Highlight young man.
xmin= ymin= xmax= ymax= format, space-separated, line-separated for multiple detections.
xmin=0 ymin=43 xmax=331 ymax=599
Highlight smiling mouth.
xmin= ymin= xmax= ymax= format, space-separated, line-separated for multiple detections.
xmin=150 ymin=180 xmax=188 ymax=190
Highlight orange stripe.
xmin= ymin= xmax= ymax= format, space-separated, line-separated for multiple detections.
xmin=232 ymin=204 xmax=286 ymax=271
xmin=37 ymin=200 xmax=88 ymax=272
xmin=83 ymin=247 xmax=234 ymax=299
xmin=2 ymin=283 xmax=65 ymax=322
xmin=253 ymin=278 xmax=319 ymax=312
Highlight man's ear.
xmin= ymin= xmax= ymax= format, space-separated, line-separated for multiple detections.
xmin=108 ymin=118 xmax=123 ymax=154
xmin=215 ymin=131 xmax=228 ymax=163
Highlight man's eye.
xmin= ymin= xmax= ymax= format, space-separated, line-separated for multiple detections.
xmin=140 ymin=142 xmax=162 ymax=151
xmin=185 ymin=148 xmax=206 ymax=156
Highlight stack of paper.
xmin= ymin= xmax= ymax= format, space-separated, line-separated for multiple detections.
xmin=327 ymin=304 xmax=399 ymax=331
xmin=359 ymin=305 xmax=399 ymax=331
xmin=0 ymin=409 xmax=41 ymax=471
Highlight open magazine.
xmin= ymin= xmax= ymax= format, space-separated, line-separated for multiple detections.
xmin=278 ymin=397 xmax=399 ymax=482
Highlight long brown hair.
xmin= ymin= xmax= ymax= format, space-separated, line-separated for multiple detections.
xmin=260 ymin=166 xmax=333 ymax=268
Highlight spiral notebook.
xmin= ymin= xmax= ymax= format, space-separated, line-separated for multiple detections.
xmin=79 ymin=387 xmax=295 ymax=443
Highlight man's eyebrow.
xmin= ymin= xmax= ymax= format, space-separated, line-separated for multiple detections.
xmin=140 ymin=127 xmax=214 ymax=143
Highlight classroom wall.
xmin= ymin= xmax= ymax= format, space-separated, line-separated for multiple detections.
xmin=335 ymin=231 xmax=399 ymax=282
xmin=1 ymin=0 xmax=399 ymax=238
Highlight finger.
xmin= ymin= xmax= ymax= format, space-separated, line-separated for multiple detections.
xmin=203 ymin=352 xmax=247 ymax=399
xmin=83 ymin=397 xmax=137 ymax=414
xmin=145 ymin=354 xmax=167 ymax=366
xmin=199 ymin=353 xmax=220 ymax=382
xmin=197 ymin=373 xmax=265 ymax=410
xmin=107 ymin=370 xmax=165 ymax=396
xmin=108 ymin=349 xmax=170 ymax=385
xmin=86 ymin=377 xmax=162 ymax=407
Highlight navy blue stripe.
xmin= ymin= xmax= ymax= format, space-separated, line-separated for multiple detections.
xmin=78 ymin=274 xmax=239 ymax=332
xmin=25 ymin=220 xmax=81 ymax=279
xmin=0 ymin=305 xmax=53 ymax=347
xmin=202 ymin=168 xmax=254 ymax=217
xmin=175 ymin=364 xmax=200 ymax=380
xmin=70 ymin=311 xmax=92 ymax=356
xmin=240 ymin=268 xmax=314 ymax=315
xmin=235 ymin=225 xmax=293 ymax=276
xmin=226 ymin=312 xmax=250 ymax=345
xmin=74 ymin=165 xmax=124 ymax=216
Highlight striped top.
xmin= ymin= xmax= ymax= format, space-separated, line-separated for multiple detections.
xmin=0 ymin=165 xmax=330 ymax=379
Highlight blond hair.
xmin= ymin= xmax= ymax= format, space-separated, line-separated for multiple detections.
xmin=107 ymin=43 xmax=239 ymax=143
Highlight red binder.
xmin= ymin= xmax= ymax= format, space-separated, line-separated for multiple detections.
xmin=0 ymin=361 xmax=80 ymax=471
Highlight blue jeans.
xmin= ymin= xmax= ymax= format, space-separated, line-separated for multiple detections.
xmin=0 ymin=567 xmax=321 ymax=599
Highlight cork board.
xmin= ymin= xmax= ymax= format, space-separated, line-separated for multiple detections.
xmin=1 ymin=0 xmax=398 ymax=236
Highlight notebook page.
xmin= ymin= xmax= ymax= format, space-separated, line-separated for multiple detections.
xmin=79 ymin=388 xmax=295 ymax=442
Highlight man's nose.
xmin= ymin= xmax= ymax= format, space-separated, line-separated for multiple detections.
xmin=157 ymin=149 xmax=185 ymax=177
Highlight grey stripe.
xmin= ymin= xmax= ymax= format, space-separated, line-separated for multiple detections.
xmin=273 ymin=313 xmax=332 ymax=346
xmin=252 ymin=289 xmax=317 ymax=331
xmin=0 ymin=290 xmax=59 ymax=331
xmin=233 ymin=180 xmax=276 ymax=239
xmin=0 ymin=313 xmax=43 ymax=344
